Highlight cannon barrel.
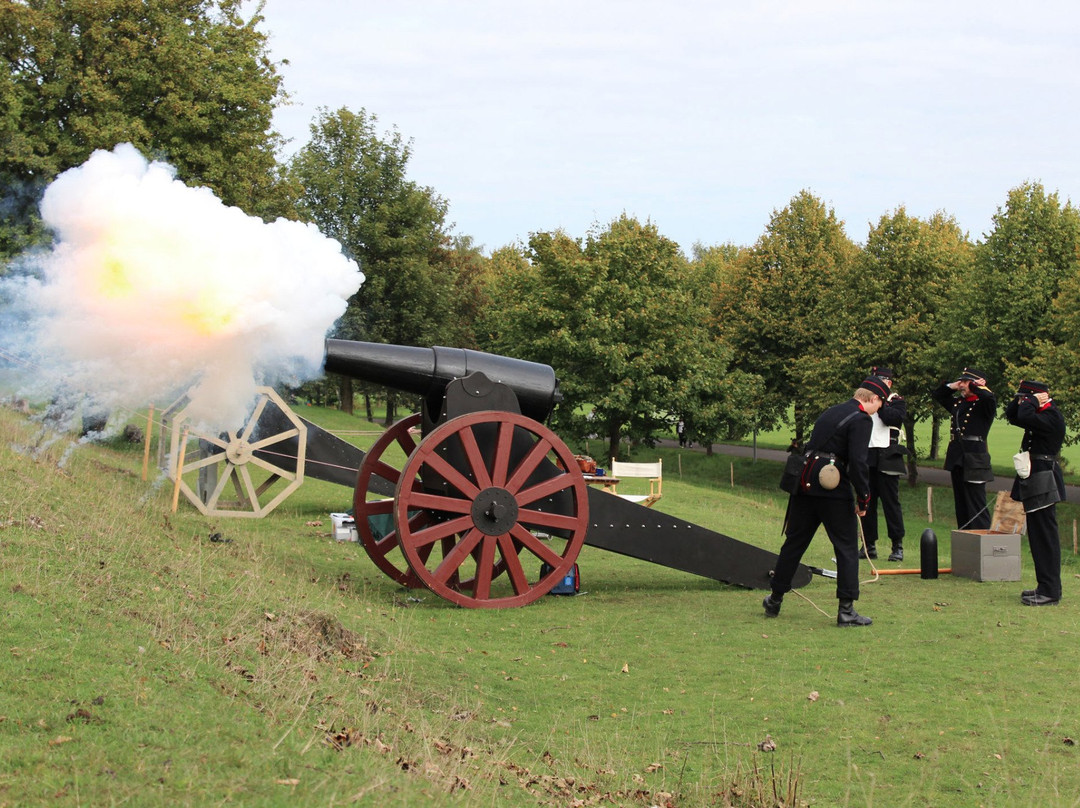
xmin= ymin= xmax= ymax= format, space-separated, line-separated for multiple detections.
xmin=324 ymin=339 xmax=561 ymax=423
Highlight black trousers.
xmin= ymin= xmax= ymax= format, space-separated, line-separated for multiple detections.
xmin=859 ymin=469 xmax=905 ymax=546
xmin=773 ymin=495 xmax=861 ymax=602
xmin=950 ymin=467 xmax=990 ymax=530
xmin=1027 ymin=503 xmax=1062 ymax=600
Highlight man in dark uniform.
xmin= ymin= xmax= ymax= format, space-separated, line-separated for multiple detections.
xmin=860 ymin=366 xmax=907 ymax=561
xmin=1006 ymin=380 xmax=1066 ymax=606
xmin=932 ymin=368 xmax=997 ymax=530
xmin=764 ymin=376 xmax=888 ymax=627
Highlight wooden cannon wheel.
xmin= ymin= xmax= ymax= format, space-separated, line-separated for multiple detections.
xmin=393 ymin=411 xmax=588 ymax=608
xmin=352 ymin=413 xmax=428 ymax=588
xmin=168 ymin=387 xmax=306 ymax=518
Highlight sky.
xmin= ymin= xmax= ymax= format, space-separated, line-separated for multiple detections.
xmin=254 ymin=0 xmax=1080 ymax=254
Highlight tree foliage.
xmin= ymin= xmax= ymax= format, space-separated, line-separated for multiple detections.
xmin=479 ymin=215 xmax=730 ymax=461
xmin=289 ymin=107 xmax=455 ymax=418
xmin=0 ymin=0 xmax=291 ymax=256
xmin=835 ymin=208 xmax=973 ymax=464
xmin=946 ymin=182 xmax=1080 ymax=386
xmin=714 ymin=190 xmax=859 ymax=442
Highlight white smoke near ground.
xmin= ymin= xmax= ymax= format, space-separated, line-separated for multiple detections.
xmin=0 ymin=144 xmax=363 ymax=432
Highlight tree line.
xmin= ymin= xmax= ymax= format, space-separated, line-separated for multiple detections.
xmin=4 ymin=1 xmax=1080 ymax=471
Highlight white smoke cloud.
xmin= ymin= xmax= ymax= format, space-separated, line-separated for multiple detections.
xmin=1 ymin=143 xmax=363 ymax=431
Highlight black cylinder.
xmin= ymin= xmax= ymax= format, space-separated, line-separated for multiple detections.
xmin=323 ymin=339 xmax=561 ymax=423
xmin=920 ymin=528 xmax=938 ymax=579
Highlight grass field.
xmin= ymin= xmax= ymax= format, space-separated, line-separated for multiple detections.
xmin=2 ymin=402 xmax=1079 ymax=807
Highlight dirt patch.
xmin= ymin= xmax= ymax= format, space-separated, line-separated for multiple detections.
xmin=261 ymin=610 xmax=375 ymax=663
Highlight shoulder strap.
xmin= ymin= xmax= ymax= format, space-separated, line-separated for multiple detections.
xmin=809 ymin=409 xmax=860 ymax=452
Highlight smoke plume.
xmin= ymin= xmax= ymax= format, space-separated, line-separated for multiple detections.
xmin=0 ymin=144 xmax=363 ymax=431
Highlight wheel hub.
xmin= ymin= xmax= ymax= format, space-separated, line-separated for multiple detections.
xmin=471 ymin=487 xmax=519 ymax=535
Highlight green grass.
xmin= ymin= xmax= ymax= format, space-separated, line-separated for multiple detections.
xmin=2 ymin=403 xmax=1080 ymax=806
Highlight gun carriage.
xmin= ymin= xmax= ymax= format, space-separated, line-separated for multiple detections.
xmin=167 ymin=339 xmax=811 ymax=608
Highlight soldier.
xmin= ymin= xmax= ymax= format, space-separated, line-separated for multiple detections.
xmin=1006 ymin=380 xmax=1066 ymax=606
xmin=765 ymin=376 xmax=889 ymax=627
xmin=859 ymin=366 xmax=907 ymax=561
xmin=932 ymin=368 xmax=997 ymax=530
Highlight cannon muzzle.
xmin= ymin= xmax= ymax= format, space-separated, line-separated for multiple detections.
xmin=324 ymin=339 xmax=561 ymax=422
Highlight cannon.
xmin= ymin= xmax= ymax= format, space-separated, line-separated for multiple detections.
xmin=165 ymin=339 xmax=811 ymax=605
xmin=323 ymin=339 xmax=812 ymax=608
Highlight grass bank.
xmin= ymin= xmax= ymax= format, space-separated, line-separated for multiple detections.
xmin=1 ymin=404 xmax=1079 ymax=806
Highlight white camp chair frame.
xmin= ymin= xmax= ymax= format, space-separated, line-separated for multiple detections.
xmin=609 ymin=458 xmax=663 ymax=508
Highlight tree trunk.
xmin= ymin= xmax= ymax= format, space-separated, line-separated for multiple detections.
xmin=607 ymin=421 xmax=622 ymax=464
xmin=364 ymin=392 xmax=373 ymax=422
xmin=929 ymin=411 xmax=941 ymax=460
xmin=904 ymin=417 xmax=918 ymax=486
xmin=384 ymin=392 xmax=396 ymax=426
xmin=339 ymin=377 xmax=354 ymax=415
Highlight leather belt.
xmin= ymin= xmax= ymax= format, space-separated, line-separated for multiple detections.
xmin=1031 ymin=453 xmax=1057 ymax=462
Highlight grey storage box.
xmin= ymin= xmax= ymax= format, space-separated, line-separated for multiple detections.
xmin=950 ymin=530 xmax=1021 ymax=582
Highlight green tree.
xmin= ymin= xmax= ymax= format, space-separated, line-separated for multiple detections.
xmin=0 ymin=0 xmax=292 ymax=256
xmin=480 ymin=215 xmax=730 ymax=462
xmin=835 ymin=208 xmax=973 ymax=469
xmin=289 ymin=107 xmax=453 ymax=419
xmin=715 ymin=190 xmax=859 ymax=443
xmin=944 ymin=182 xmax=1080 ymax=386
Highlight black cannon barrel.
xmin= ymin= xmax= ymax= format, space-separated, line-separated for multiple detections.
xmin=324 ymin=339 xmax=561 ymax=423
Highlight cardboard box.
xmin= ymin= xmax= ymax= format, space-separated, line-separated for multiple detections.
xmin=950 ymin=529 xmax=1021 ymax=582
xmin=330 ymin=512 xmax=357 ymax=542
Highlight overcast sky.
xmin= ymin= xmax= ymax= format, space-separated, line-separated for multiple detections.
xmin=255 ymin=0 xmax=1080 ymax=254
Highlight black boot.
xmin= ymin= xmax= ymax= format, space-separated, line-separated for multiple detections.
xmin=888 ymin=543 xmax=903 ymax=562
xmin=861 ymin=543 xmax=877 ymax=560
xmin=762 ymin=594 xmax=782 ymax=618
xmin=837 ymin=600 xmax=872 ymax=627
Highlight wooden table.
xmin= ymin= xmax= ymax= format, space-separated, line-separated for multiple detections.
xmin=582 ymin=475 xmax=620 ymax=493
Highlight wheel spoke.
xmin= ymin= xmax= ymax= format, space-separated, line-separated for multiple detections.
xmin=239 ymin=397 xmax=268 ymax=442
xmin=236 ymin=464 xmax=261 ymax=509
xmin=419 ymin=451 xmax=482 ymax=500
xmin=405 ymin=490 xmax=474 ymax=515
xmin=370 ymin=458 xmax=405 ymax=488
xmin=470 ymin=536 xmax=498 ymax=599
xmin=509 ymin=523 xmax=565 ymax=566
xmin=406 ymin=514 xmax=476 ymax=550
xmin=489 ymin=420 xmax=516 ymax=486
xmin=247 ymin=427 xmax=299 ymax=452
xmin=246 ymin=453 xmax=297 ymax=480
xmin=431 ymin=529 xmax=484 ymax=585
xmin=182 ymin=451 xmax=226 ymax=473
xmin=204 ymin=462 xmax=235 ymax=509
xmin=496 ymin=534 xmax=530 ymax=594
xmin=503 ymin=435 xmax=554 ymax=493
xmin=456 ymin=423 xmax=493 ymax=489
xmin=517 ymin=508 xmax=583 ymax=534
xmin=516 ymin=473 xmax=578 ymax=507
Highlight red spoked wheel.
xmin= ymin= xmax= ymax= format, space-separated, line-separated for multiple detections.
xmin=394 ymin=411 xmax=588 ymax=608
xmin=353 ymin=413 xmax=427 ymax=588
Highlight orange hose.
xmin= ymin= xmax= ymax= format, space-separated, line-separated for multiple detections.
xmin=874 ymin=568 xmax=951 ymax=575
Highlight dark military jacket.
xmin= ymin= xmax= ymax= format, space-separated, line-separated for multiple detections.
xmin=799 ymin=399 xmax=873 ymax=502
xmin=932 ymin=382 xmax=997 ymax=472
xmin=1005 ymin=395 xmax=1066 ymax=503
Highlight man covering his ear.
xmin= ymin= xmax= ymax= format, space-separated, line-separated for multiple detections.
xmin=932 ymin=367 xmax=997 ymax=530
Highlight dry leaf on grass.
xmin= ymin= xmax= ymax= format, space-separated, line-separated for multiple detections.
xmin=808 ymin=690 xmax=820 ymax=702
